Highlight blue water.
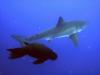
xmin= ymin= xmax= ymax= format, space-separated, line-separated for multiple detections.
xmin=0 ymin=0 xmax=100 ymax=75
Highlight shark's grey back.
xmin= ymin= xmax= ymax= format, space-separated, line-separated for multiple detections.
xmin=25 ymin=16 xmax=65 ymax=42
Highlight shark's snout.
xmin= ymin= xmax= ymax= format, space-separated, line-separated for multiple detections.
xmin=76 ymin=21 xmax=86 ymax=32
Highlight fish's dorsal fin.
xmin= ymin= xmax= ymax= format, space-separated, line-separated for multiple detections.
xmin=56 ymin=16 xmax=64 ymax=27
xmin=69 ymin=33 xmax=78 ymax=46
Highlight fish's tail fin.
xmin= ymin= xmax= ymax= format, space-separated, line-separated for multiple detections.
xmin=11 ymin=35 xmax=28 ymax=46
xmin=7 ymin=48 xmax=28 ymax=59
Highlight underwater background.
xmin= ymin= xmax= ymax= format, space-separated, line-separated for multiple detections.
xmin=0 ymin=0 xmax=100 ymax=75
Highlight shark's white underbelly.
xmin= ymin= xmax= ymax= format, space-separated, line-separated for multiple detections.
xmin=45 ymin=33 xmax=69 ymax=40
xmin=44 ymin=27 xmax=79 ymax=40
xmin=55 ymin=35 xmax=69 ymax=38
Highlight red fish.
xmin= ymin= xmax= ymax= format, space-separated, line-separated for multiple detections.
xmin=8 ymin=42 xmax=57 ymax=64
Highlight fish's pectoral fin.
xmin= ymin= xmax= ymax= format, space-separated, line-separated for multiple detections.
xmin=69 ymin=33 xmax=78 ymax=46
xmin=33 ymin=58 xmax=47 ymax=64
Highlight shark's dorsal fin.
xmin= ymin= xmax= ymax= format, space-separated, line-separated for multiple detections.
xmin=56 ymin=16 xmax=64 ymax=27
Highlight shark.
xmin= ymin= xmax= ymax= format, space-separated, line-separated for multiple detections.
xmin=12 ymin=16 xmax=86 ymax=46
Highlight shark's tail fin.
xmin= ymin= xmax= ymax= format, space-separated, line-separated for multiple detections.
xmin=11 ymin=35 xmax=28 ymax=46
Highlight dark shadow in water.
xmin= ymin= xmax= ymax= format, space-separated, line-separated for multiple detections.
xmin=7 ymin=42 xmax=57 ymax=64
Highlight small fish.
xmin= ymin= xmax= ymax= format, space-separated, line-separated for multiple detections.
xmin=7 ymin=42 xmax=57 ymax=64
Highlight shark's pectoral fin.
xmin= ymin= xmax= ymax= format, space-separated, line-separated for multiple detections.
xmin=69 ymin=33 xmax=78 ymax=46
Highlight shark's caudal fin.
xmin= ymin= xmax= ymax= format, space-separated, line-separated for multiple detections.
xmin=11 ymin=35 xmax=29 ymax=46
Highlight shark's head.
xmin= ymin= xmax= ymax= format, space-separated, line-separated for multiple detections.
xmin=74 ymin=21 xmax=86 ymax=33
